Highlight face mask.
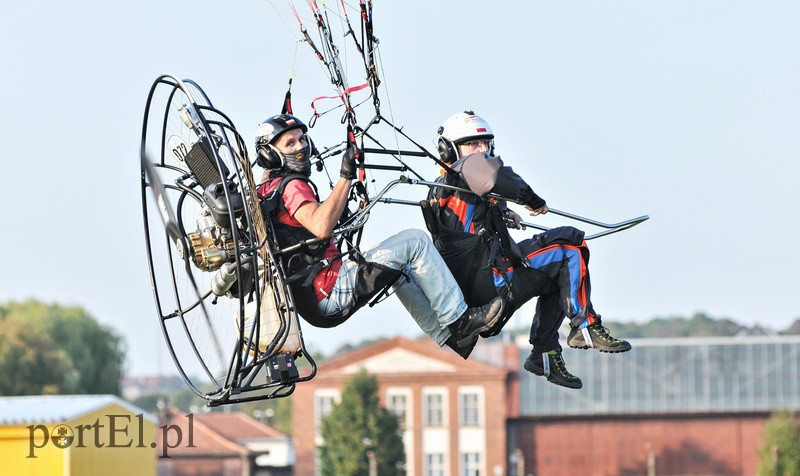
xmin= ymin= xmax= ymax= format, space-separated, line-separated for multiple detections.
xmin=281 ymin=143 xmax=312 ymax=176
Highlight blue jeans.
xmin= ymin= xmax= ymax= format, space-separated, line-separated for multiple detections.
xmin=318 ymin=229 xmax=466 ymax=345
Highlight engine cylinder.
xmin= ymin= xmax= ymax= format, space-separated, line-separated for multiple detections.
xmin=211 ymin=263 xmax=238 ymax=296
xmin=186 ymin=208 xmax=235 ymax=271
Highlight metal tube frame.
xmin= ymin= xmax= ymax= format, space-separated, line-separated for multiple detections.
xmin=141 ymin=74 xmax=319 ymax=406
xmin=277 ymin=176 xmax=648 ymax=253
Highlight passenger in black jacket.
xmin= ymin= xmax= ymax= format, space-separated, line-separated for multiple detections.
xmin=426 ymin=111 xmax=631 ymax=389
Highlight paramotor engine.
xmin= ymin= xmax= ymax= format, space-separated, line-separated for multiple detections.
xmin=140 ymin=74 xmax=315 ymax=405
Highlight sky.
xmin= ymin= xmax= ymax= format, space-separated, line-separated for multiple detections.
xmin=2 ymin=1 xmax=799 ymax=377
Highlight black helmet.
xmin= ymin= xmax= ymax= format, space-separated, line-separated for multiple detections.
xmin=255 ymin=114 xmax=308 ymax=146
xmin=254 ymin=114 xmax=312 ymax=174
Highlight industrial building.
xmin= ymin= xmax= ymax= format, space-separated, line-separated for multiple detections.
xmin=292 ymin=334 xmax=800 ymax=475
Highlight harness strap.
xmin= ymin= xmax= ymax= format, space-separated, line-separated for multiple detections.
xmin=487 ymin=206 xmax=523 ymax=267
xmin=286 ymin=254 xmax=342 ymax=287
xmin=275 ymin=173 xmax=320 ymax=202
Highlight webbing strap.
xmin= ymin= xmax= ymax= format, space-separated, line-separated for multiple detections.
xmin=286 ymin=254 xmax=343 ymax=287
xmin=281 ymin=85 xmax=293 ymax=115
xmin=487 ymin=207 xmax=523 ymax=267
xmin=310 ymin=82 xmax=370 ymax=119
xmin=581 ymin=327 xmax=594 ymax=348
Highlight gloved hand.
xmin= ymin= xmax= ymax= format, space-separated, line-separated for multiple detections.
xmin=340 ymin=145 xmax=360 ymax=179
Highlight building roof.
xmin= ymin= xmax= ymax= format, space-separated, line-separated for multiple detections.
xmin=0 ymin=394 xmax=156 ymax=425
xmin=157 ymin=410 xmax=249 ymax=457
xmin=157 ymin=410 xmax=291 ymax=458
xmin=315 ymin=336 xmax=509 ymax=380
xmin=195 ymin=412 xmax=288 ymax=442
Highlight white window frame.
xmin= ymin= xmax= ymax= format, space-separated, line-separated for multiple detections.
xmin=460 ymin=451 xmax=481 ymax=476
xmin=424 ymin=452 xmax=446 ymax=476
xmin=458 ymin=386 xmax=484 ymax=427
xmin=422 ymin=387 xmax=448 ymax=428
xmin=313 ymin=389 xmax=341 ymax=440
xmin=386 ymin=387 xmax=412 ymax=430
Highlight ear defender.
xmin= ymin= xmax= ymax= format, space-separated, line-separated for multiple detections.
xmin=437 ymin=137 xmax=458 ymax=164
xmin=255 ymin=143 xmax=284 ymax=169
xmin=436 ymin=125 xmax=458 ymax=164
xmin=308 ymin=136 xmax=319 ymax=158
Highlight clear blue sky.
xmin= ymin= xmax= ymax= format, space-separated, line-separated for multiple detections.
xmin=2 ymin=1 xmax=798 ymax=376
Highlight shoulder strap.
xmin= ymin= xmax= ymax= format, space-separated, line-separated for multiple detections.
xmin=276 ymin=173 xmax=319 ymax=199
xmin=276 ymin=174 xmax=320 ymax=212
xmin=486 ymin=205 xmax=523 ymax=267
xmin=261 ymin=173 xmax=320 ymax=217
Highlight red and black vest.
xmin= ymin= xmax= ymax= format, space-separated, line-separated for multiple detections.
xmin=260 ymin=174 xmax=401 ymax=328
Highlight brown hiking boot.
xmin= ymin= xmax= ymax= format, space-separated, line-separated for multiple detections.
xmin=567 ymin=323 xmax=632 ymax=353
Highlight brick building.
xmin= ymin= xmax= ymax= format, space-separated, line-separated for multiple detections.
xmin=291 ymin=337 xmax=514 ymax=476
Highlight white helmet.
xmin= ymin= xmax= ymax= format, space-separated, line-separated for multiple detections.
xmin=436 ymin=111 xmax=494 ymax=163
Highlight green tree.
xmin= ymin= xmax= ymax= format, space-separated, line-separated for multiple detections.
xmin=132 ymin=392 xmax=171 ymax=414
xmin=781 ymin=319 xmax=800 ymax=335
xmin=0 ymin=319 xmax=74 ymax=395
xmin=608 ymin=312 xmax=745 ymax=338
xmin=758 ymin=412 xmax=800 ymax=476
xmin=0 ymin=299 xmax=126 ymax=395
xmin=319 ymin=369 xmax=405 ymax=476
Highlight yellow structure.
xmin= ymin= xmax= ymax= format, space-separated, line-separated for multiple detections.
xmin=0 ymin=395 xmax=157 ymax=476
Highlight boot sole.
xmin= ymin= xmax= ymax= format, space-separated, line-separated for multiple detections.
xmin=455 ymin=299 xmax=505 ymax=348
xmin=479 ymin=313 xmax=510 ymax=338
xmin=523 ymin=361 xmax=582 ymax=389
xmin=548 ymin=376 xmax=582 ymax=389
xmin=568 ymin=343 xmax=632 ymax=353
